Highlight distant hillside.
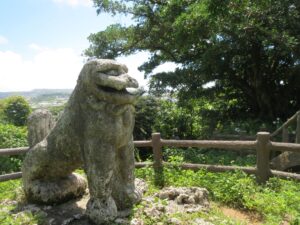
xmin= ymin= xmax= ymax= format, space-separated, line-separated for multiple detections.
xmin=0 ymin=89 xmax=73 ymax=109
xmin=0 ymin=89 xmax=73 ymax=99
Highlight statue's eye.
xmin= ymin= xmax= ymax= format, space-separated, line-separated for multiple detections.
xmin=101 ymin=69 xmax=119 ymax=76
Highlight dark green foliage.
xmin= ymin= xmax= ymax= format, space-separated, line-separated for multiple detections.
xmin=0 ymin=124 xmax=28 ymax=174
xmin=87 ymin=0 xmax=300 ymax=122
xmin=163 ymin=148 xmax=256 ymax=166
xmin=0 ymin=124 xmax=28 ymax=149
xmin=2 ymin=96 xmax=31 ymax=126
xmin=134 ymin=95 xmax=159 ymax=140
xmin=0 ymin=96 xmax=30 ymax=174
xmin=134 ymin=95 xmax=205 ymax=140
xmin=153 ymin=98 xmax=203 ymax=139
xmin=151 ymin=96 xmax=269 ymax=139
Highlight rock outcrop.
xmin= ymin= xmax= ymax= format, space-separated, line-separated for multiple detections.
xmin=130 ymin=187 xmax=211 ymax=225
xmin=27 ymin=109 xmax=55 ymax=148
xmin=22 ymin=59 xmax=141 ymax=224
xmin=271 ymin=152 xmax=300 ymax=171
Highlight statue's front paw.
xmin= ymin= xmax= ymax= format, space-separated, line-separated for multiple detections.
xmin=86 ymin=196 xmax=118 ymax=224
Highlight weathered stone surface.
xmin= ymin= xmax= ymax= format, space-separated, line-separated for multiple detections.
xmin=168 ymin=217 xmax=182 ymax=225
xmin=157 ymin=187 xmax=210 ymax=210
xmin=27 ymin=109 xmax=55 ymax=147
xmin=193 ymin=218 xmax=214 ymax=225
xmin=25 ymin=173 xmax=87 ymax=204
xmin=22 ymin=59 xmax=140 ymax=224
xmin=130 ymin=186 xmax=210 ymax=224
xmin=134 ymin=178 xmax=148 ymax=195
xmin=271 ymin=152 xmax=300 ymax=171
xmin=130 ymin=218 xmax=144 ymax=225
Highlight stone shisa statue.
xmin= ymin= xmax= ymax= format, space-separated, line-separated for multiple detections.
xmin=22 ymin=59 xmax=141 ymax=224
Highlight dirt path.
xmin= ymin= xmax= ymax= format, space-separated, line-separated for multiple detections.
xmin=220 ymin=206 xmax=263 ymax=225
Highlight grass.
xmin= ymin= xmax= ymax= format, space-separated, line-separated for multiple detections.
xmin=0 ymin=180 xmax=44 ymax=225
xmin=0 ymin=180 xmax=21 ymax=202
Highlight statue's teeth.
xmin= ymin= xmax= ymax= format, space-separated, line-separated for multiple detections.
xmin=126 ymin=88 xmax=138 ymax=95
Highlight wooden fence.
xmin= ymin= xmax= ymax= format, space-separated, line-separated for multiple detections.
xmin=1 ymin=131 xmax=300 ymax=186
xmin=271 ymin=110 xmax=300 ymax=144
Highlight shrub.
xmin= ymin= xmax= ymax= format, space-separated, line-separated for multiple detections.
xmin=0 ymin=124 xmax=28 ymax=174
xmin=2 ymin=96 xmax=31 ymax=126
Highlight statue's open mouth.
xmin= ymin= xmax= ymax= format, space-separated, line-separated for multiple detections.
xmin=94 ymin=71 xmax=139 ymax=98
xmin=97 ymin=85 xmax=138 ymax=96
xmin=87 ymin=64 xmax=139 ymax=104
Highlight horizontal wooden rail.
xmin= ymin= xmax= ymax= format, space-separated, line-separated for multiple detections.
xmin=3 ymin=163 xmax=300 ymax=183
xmin=0 ymin=147 xmax=29 ymax=156
xmin=269 ymin=142 xmax=300 ymax=153
xmin=1 ymin=131 xmax=300 ymax=185
xmin=136 ymin=162 xmax=300 ymax=181
xmin=133 ymin=140 xmax=152 ymax=147
xmin=135 ymin=162 xmax=153 ymax=168
xmin=161 ymin=139 xmax=256 ymax=150
xmin=271 ymin=170 xmax=300 ymax=181
xmin=137 ymin=161 xmax=256 ymax=174
xmin=0 ymin=172 xmax=22 ymax=182
xmin=0 ymin=141 xmax=152 ymax=156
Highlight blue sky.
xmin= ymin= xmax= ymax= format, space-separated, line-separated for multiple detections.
xmin=0 ymin=0 xmax=164 ymax=91
xmin=2 ymin=0 xmax=108 ymax=57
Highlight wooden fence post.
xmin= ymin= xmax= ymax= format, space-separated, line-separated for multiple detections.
xmin=152 ymin=133 xmax=164 ymax=187
xmin=282 ymin=127 xmax=289 ymax=142
xmin=256 ymin=132 xmax=271 ymax=183
xmin=296 ymin=113 xmax=300 ymax=144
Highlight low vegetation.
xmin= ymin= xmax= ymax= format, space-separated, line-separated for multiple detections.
xmin=1 ymin=164 xmax=300 ymax=225
xmin=0 ymin=96 xmax=30 ymax=175
xmin=0 ymin=124 xmax=27 ymax=175
xmin=163 ymin=148 xmax=256 ymax=167
xmin=0 ymin=180 xmax=43 ymax=225
xmin=136 ymin=162 xmax=300 ymax=224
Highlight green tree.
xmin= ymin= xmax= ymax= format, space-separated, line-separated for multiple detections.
xmin=134 ymin=95 xmax=160 ymax=140
xmin=86 ymin=0 xmax=300 ymax=122
xmin=2 ymin=96 xmax=31 ymax=126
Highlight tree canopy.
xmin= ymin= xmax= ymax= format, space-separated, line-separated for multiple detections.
xmin=1 ymin=96 xmax=31 ymax=126
xmin=86 ymin=0 xmax=300 ymax=122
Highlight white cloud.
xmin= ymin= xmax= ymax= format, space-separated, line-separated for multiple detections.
xmin=0 ymin=48 xmax=84 ymax=91
xmin=153 ymin=62 xmax=177 ymax=74
xmin=52 ymin=0 xmax=93 ymax=7
xmin=117 ymin=52 xmax=150 ymax=88
xmin=0 ymin=47 xmax=176 ymax=92
xmin=0 ymin=47 xmax=150 ymax=92
xmin=117 ymin=52 xmax=178 ymax=89
xmin=0 ymin=35 xmax=8 ymax=45
xmin=28 ymin=43 xmax=48 ymax=51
